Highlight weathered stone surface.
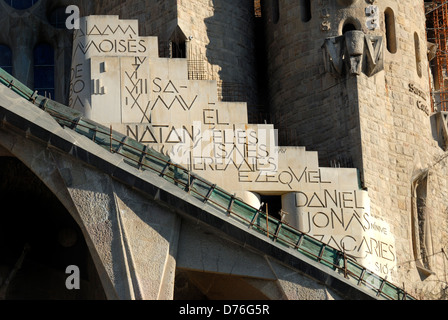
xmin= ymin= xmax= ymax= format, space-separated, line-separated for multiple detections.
xmin=0 ymin=82 xmax=380 ymax=300
xmin=67 ymin=15 xmax=399 ymax=280
xmin=2 ymin=0 xmax=448 ymax=300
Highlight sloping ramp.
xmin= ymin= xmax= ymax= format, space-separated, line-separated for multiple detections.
xmin=0 ymin=67 xmax=415 ymax=300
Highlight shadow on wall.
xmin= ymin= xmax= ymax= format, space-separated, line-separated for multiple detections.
xmin=0 ymin=157 xmax=106 ymax=300
xmin=203 ymin=0 xmax=260 ymax=109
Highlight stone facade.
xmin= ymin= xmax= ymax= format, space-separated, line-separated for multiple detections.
xmin=86 ymin=0 xmax=259 ymax=109
xmin=263 ymin=0 xmax=448 ymax=299
xmin=1 ymin=0 xmax=448 ymax=300
xmin=0 ymin=0 xmax=80 ymax=104
xmin=69 ymin=14 xmax=399 ymax=287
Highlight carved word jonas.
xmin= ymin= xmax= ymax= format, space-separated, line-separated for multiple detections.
xmin=294 ymin=190 xmax=396 ymax=277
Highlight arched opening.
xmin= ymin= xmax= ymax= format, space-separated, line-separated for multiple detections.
xmin=0 ymin=44 xmax=12 ymax=75
xmin=174 ymin=269 xmax=270 ymax=300
xmin=340 ymin=18 xmax=361 ymax=35
xmin=342 ymin=23 xmax=357 ymax=34
xmin=299 ymin=0 xmax=311 ymax=23
xmin=385 ymin=8 xmax=397 ymax=54
xmin=272 ymin=0 xmax=280 ymax=24
xmin=0 ymin=157 xmax=106 ymax=300
xmin=414 ymin=32 xmax=422 ymax=78
xmin=33 ymin=43 xmax=55 ymax=99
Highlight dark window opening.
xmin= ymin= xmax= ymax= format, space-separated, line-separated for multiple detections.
xmin=272 ymin=0 xmax=279 ymax=24
xmin=48 ymin=6 xmax=71 ymax=29
xmin=3 ymin=0 xmax=38 ymax=10
xmin=259 ymin=195 xmax=283 ymax=220
xmin=34 ymin=43 xmax=55 ymax=99
xmin=0 ymin=44 xmax=12 ymax=75
xmin=342 ymin=23 xmax=357 ymax=34
xmin=171 ymin=41 xmax=186 ymax=59
xmin=300 ymin=0 xmax=311 ymax=23
xmin=385 ymin=8 xmax=397 ymax=54
xmin=414 ymin=32 xmax=422 ymax=78
xmin=170 ymin=27 xmax=187 ymax=59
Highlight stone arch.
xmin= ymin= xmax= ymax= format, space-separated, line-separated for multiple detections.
xmin=0 ymin=121 xmax=182 ymax=300
xmin=174 ymin=269 xmax=272 ymax=300
xmin=0 ymin=127 xmax=120 ymax=299
xmin=339 ymin=17 xmax=362 ymax=35
xmin=0 ymin=156 xmax=106 ymax=299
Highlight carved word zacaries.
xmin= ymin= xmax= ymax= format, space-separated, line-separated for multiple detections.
xmin=322 ymin=30 xmax=384 ymax=77
xmin=70 ymin=16 xmax=397 ymax=280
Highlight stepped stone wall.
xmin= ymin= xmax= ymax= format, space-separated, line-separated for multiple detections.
xmin=2 ymin=0 xmax=448 ymax=299
xmin=69 ymin=15 xmax=398 ymax=282
xmin=89 ymin=0 xmax=259 ymax=107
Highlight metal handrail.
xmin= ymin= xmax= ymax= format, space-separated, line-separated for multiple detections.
xmin=46 ymin=107 xmax=414 ymax=300
xmin=0 ymin=67 xmax=416 ymax=300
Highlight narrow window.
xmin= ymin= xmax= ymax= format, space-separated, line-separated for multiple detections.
xmin=48 ymin=6 xmax=71 ymax=29
xmin=414 ymin=32 xmax=422 ymax=78
xmin=34 ymin=43 xmax=55 ymax=99
xmin=300 ymin=0 xmax=311 ymax=23
xmin=412 ymin=171 xmax=434 ymax=276
xmin=3 ymin=0 xmax=39 ymax=10
xmin=385 ymin=8 xmax=397 ymax=54
xmin=0 ymin=44 xmax=12 ymax=75
xmin=272 ymin=0 xmax=279 ymax=24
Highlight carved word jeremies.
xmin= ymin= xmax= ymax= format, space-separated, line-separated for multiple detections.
xmin=168 ymin=122 xmax=279 ymax=174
